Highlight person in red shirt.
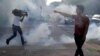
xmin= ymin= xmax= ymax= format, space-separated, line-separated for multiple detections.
xmin=54 ymin=5 xmax=90 ymax=56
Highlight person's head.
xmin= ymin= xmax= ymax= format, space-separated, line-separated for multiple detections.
xmin=12 ymin=9 xmax=18 ymax=15
xmin=12 ymin=9 xmax=28 ymax=17
xmin=76 ymin=5 xmax=84 ymax=15
xmin=12 ymin=9 xmax=22 ymax=17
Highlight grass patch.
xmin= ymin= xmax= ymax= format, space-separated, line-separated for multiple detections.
xmin=88 ymin=48 xmax=98 ymax=52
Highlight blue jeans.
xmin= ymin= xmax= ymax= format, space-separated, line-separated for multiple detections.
xmin=7 ymin=24 xmax=24 ymax=45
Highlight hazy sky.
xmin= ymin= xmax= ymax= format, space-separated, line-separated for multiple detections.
xmin=46 ymin=0 xmax=62 ymax=5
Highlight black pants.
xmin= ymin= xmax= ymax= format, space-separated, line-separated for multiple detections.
xmin=7 ymin=25 xmax=24 ymax=45
xmin=74 ymin=34 xmax=86 ymax=56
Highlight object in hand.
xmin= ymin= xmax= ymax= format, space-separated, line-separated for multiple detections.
xmin=20 ymin=10 xmax=28 ymax=16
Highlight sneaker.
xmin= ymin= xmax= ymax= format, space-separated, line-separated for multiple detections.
xmin=22 ymin=41 xmax=27 ymax=46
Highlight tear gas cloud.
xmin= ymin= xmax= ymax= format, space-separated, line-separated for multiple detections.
xmin=62 ymin=0 xmax=100 ymax=14
xmin=0 ymin=0 xmax=100 ymax=47
xmin=0 ymin=0 xmax=76 ymax=47
xmin=0 ymin=0 xmax=48 ymax=47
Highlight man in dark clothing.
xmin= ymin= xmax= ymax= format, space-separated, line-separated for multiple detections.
xmin=54 ymin=5 xmax=90 ymax=56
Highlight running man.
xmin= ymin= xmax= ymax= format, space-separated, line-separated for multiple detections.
xmin=54 ymin=5 xmax=90 ymax=56
xmin=6 ymin=9 xmax=28 ymax=45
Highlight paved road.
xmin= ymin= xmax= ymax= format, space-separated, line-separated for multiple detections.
xmin=0 ymin=43 xmax=100 ymax=56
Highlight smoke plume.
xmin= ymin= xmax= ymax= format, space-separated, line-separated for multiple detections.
xmin=0 ymin=0 xmax=100 ymax=48
xmin=63 ymin=0 xmax=100 ymax=14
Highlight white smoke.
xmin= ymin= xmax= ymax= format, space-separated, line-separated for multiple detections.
xmin=0 ymin=1 xmax=77 ymax=47
xmin=1 ymin=0 xmax=100 ymax=48
xmin=0 ymin=0 xmax=48 ymax=47
xmin=87 ymin=23 xmax=100 ymax=41
xmin=62 ymin=0 xmax=100 ymax=14
xmin=25 ymin=23 xmax=51 ymax=45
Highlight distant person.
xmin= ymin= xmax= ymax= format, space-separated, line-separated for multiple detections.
xmin=54 ymin=5 xmax=90 ymax=56
xmin=6 ymin=9 xmax=28 ymax=46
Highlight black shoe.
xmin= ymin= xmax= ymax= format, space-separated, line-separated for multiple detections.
xmin=22 ymin=41 xmax=27 ymax=46
xmin=6 ymin=39 xmax=9 ymax=45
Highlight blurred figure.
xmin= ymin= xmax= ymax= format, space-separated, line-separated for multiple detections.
xmin=6 ymin=9 xmax=28 ymax=46
xmin=54 ymin=5 xmax=90 ymax=56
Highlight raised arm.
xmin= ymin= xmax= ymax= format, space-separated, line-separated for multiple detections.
xmin=20 ymin=16 xmax=25 ymax=22
xmin=54 ymin=10 xmax=75 ymax=18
